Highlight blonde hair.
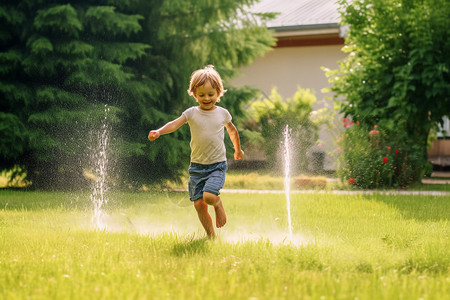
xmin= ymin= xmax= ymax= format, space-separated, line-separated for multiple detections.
xmin=187 ymin=65 xmax=227 ymax=101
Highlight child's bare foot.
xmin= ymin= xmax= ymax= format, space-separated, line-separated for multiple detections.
xmin=214 ymin=198 xmax=227 ymax=228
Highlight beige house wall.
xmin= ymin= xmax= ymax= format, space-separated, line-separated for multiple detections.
xmin=230 ymin=45 xmax=345 ymax=100
xmin=230 ymin=44 xmax=346 ymax=171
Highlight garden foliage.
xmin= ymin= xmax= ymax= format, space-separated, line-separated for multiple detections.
xmin=243 ymin=87 xmax=319 ymax=172
xmin=0 ymin=0 xmax=274 ymax=189
xmin=326 ymin=0 xmax=450 ymax=187
xmin=338 ymin=120 xmax=424 ymax=188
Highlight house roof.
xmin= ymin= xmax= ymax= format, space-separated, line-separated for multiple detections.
xmin=249 ymin=0 xmax=344 ymax=47
xmin=251 ymin=0 xmax=341 ymax=31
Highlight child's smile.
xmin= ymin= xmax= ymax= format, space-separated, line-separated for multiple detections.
xmin=194 ymin=81 xmax=219 ymax=111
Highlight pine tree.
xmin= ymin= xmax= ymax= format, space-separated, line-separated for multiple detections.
xmin=0 ymin=0 xmax=274 ymax=189
xmin=1 ymin=1 xmax=150 ymax=189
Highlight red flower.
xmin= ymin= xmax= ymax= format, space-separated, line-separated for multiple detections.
xmin=343 ymin=118 xmax=350 ymax=122
xmin=383 ymin=157 xmax=388 ymax=163
xmin=374 ymin=125 xmax=378 ymax=129
xmin=387 ymin=146 xmax=391 ymax=150
xmin=395 ymin=149 xmax=399 ymax=154
xmin=349 ymin=178 xmax=354 ymax=184
xmin=337 ymin=147 xmax=341 ymax=152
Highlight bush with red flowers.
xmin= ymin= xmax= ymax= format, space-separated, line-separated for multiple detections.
xmin=336 ymin=120 xmax=425 ymax=189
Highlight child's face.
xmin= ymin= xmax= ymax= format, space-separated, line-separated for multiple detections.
xmin=194 ymin=81 xmax=219 ymax=111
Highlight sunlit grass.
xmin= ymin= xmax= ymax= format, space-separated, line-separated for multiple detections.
xmin=161 ymin=171 xmax=338 ymax=191
xmin=1 ymin=190 xmax=449 ymax=299
xmin=2 ymin=168 xmax=448 ymax=191
xmin=160 ymin=170 xmax=450 ymax=191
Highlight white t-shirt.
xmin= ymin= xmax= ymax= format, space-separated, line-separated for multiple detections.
xmin=182 ymin=106 xmax=232 ymax=164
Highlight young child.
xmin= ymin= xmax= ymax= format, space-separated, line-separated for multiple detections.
xmin=148 ymin=65 xmax=244 ymax=238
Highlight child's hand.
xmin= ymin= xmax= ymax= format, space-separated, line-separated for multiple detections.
xmin=148 ymin=130 xmax=160 ymax=141
xmin=234 ymin=150 xmax=244 ymax=160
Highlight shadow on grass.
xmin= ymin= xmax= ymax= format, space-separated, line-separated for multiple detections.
xmin=0 ymin=189 xmax=170 ymax=211
xmin=0 ymin=189 xmax=91 ymax=210
xmin=171 ymin=236 xmax=211 ymax=257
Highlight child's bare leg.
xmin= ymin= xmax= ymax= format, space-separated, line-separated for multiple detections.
xmin=203 ymin=191 xmax=227 ymax=228
xmin=193 ymin=198 xmax=215 ymax=238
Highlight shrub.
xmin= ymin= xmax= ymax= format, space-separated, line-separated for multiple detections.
xmin=293 ymin=175 xmax=327 ymax=189
xmin=337 ymin=119 xmax=429 ymax=189
xmin=224 ymin=172 xmax=284 ymax=190
xmin=243 ymin=87 xmax=319 ymax=171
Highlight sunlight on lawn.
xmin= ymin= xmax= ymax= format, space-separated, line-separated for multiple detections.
xmin=1 ymin=190 xmax=449 ymax=300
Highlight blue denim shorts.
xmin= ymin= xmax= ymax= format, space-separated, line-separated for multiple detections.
xmin=188 ymin=161 xmax=227 ymax=201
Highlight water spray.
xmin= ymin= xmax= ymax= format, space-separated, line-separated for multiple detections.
xmin=283 ymin=125 xmax=293 ymax=239
xmin=90 ymin=105 xmax=110 ymax=230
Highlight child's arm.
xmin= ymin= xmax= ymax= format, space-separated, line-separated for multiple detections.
xmin=148 ymin=115 xmax=187 ymax=141
xmin=225 ymin=122 xmax=244 ymax=160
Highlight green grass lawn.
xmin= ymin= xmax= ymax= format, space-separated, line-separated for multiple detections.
xmin=1 ymin=190 xmax=449 ymax=299
xmin=159 ymin=170 xmax=450 ymax=192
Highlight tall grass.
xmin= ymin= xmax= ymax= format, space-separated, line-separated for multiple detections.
xmin=0 ymin=190 xmax=449 ymax=299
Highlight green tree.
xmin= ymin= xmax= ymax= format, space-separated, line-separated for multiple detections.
xmin=326 ymin=0 xmax=450 ymax=186
xmin=0 ymin=0 xmax=274 ymax=189
xmin=244 ymin=87 xmax=319 ymax=173
xmin=117 ymin=0 xmax=275 ymax=186
xmin=1 ymin=2 xmax=147 ymax=189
